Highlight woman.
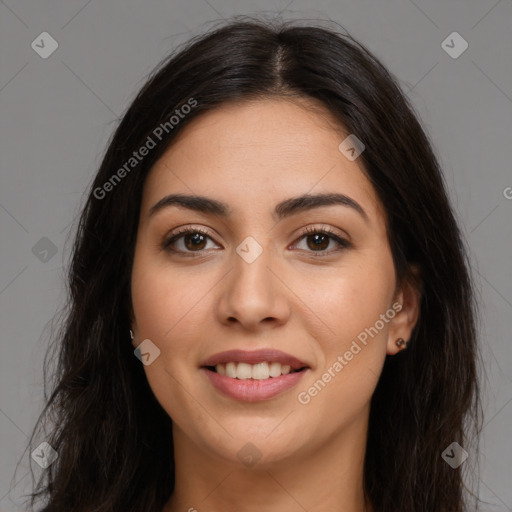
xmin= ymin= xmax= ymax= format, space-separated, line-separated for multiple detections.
xmin=25 ymin=18 xmax=482 ymax=512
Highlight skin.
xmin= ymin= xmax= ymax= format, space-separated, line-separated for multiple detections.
xmin=130 ymin=98 xmax=421 ymax=512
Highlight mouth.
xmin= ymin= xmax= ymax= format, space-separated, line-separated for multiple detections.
xmin=200 ymin=349 xmax=310 ymax=401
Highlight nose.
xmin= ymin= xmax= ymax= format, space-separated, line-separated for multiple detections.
xmin=215 ymin=241 xmax=291 ymax=331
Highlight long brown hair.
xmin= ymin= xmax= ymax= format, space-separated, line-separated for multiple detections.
xmin=20 ymin=17 xmax=482 ymax=511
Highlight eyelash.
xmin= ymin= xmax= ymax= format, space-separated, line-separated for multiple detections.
xmin=161 ymin=225 xmax=351 ymax=258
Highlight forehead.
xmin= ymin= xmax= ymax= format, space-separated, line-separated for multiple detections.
xmin=141 ymin=98 xmax=386 ymax=226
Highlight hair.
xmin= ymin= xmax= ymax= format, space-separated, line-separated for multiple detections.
xmin=18 ymin=16 xmax=483 ymax=512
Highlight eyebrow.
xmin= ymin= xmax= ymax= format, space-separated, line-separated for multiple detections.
xmin=148 ymin=192 xmax=369 ymax=223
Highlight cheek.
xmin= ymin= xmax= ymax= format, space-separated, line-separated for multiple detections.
xmin=131 ymin=248 xmax=212 ymax=339
xmin=293 ymin=256 xmax=395 ymax=413
xmin=295 ymin=283 xmax=390 ymax=424
xmin=131 ymin=255 xmax=206 ymax=419
xmin=295 ymin=258 xmax=395 ymax=344
xmin=313 ymin=263 xmax=394 ymax=403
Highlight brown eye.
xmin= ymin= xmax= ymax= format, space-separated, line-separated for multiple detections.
xmin=182 ymin=232 xmax=208 ymax=251
xmin=293 ymin=226 xmax=351 ymax=256
xmin=162 ymin=227 xmax=218 ymax=256
xmin=305 ymin=232 xmax=330 ymax=251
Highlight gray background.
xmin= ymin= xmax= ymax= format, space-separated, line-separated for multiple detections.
xmin=1 ymin=0 xmax=511 ymax=510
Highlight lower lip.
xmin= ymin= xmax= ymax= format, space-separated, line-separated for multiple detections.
xmin=201 ymin=367 xmax=308 ymax=402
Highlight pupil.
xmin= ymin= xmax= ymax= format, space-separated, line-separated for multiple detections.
xmin=308 ymin=234 xmax=328 ymax=250
xmin=186 ymin=233 xmax=206 ymax=250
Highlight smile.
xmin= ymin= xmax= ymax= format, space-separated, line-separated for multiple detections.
xmin=200 ymin=349 xmax=310 ymax=402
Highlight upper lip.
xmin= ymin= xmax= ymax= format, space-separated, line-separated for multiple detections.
xmin=200 ymin=349 xmax=309 ymax=371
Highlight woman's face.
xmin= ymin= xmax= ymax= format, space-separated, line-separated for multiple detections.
xmin=130 ymin=98 xmax=419 ymax=467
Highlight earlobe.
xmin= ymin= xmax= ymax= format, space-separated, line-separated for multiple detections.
xmin=386 ymin=264 xmax=422 ymax=355
xmin=129 ymin=327 xmax=136 ymax=347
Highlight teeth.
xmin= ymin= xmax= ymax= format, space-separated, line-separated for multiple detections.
xmin=225 ymin=362 xmax=237 ymax=378
xmin=270 ymin=362 xmax=291 ymax=377
xmin=252 ymin=362 xmax=269 ymax=380
xmin=237 ymin=362 xmax=252 ymax=380
xmin=214 ymin=361 xmax=296 ymax=379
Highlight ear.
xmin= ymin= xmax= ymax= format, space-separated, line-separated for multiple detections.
xmin=386 ymin=263 xmax=422 ymax=355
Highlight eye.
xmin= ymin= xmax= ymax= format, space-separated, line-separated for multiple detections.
xmin=162 ymin=226 xmax=219 ymax=256
xmin=292 ymin=225 xmax=351 ymax=256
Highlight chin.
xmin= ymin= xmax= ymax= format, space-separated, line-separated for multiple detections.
xmin=207 ymin=428 xmax=308 ymax=469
